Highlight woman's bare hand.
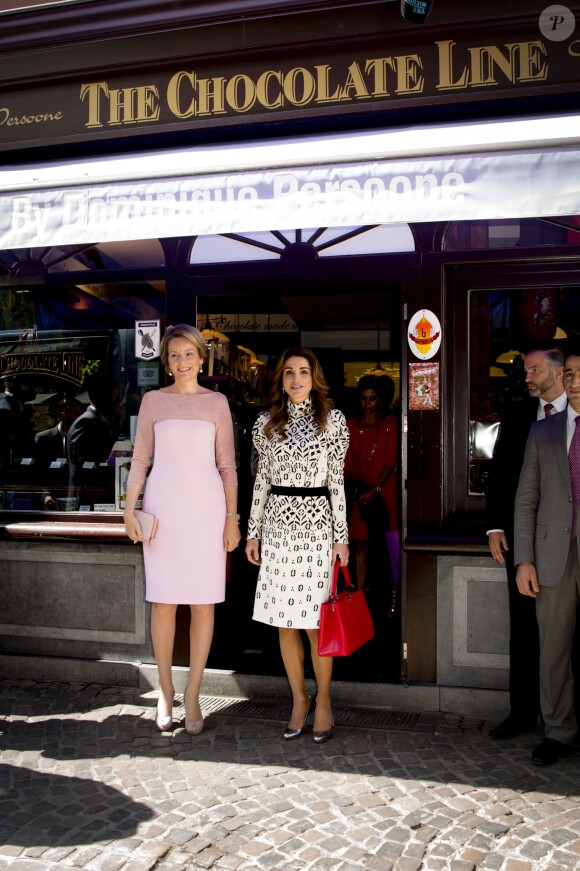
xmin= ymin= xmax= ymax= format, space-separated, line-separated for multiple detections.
xmin=124 ymin=512 xmax=143 ymax=544
xmin=332 ymin=543 xmax=349 ymax=566
xmin=224 ymin=518 xmax=242 ymax=552
xmin=245 ymin=538 xmax=261 ymax=565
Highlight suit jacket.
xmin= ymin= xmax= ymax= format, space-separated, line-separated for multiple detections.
xmin=514 ymin=409 xmax=577 ymax=586
xmin=485 ymin=397 xmax=538 ymax=536
xmin=34 ymin=425 xmax=67 ymax=461
xmin=67 ymin=407 xmax=113 ymax=488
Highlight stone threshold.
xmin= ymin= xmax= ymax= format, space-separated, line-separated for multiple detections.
xmin=0 ymin=654 xmax=508 ymax=720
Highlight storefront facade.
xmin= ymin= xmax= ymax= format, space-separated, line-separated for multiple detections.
xmin=1 ymin=0 xmax=580 ymax=715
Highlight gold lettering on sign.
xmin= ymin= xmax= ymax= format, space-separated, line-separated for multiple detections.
xmin=283 ymin=68 xmax=316 ymax=106
xmin=393 ymin=55 xmax=424 ymax=94
xmin=0 ymin=107 xmax=63 ymax=126
xmin=314 ymin=65 xmax=342 ymax=102
xmin=364 ymin=58 xmax=393 ymax=97
xmin=0 ymin=351 xmax=84 ymax=384
xmin=437 ymin=39 xmax=548 ymax=90
xmin=341 ymin=62 xmax=370 ymax=100
xmin=256 ymin=70 xmax=283 ymax=110
xmin=79 ymin=40 xmax=551 ymax=129
xmin=80 ymin=81 xmax=160 ymax=127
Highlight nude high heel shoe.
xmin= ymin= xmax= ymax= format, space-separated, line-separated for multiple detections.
xmin=185 ymin=717 xmax=205 ymax=736
xmin=155 ymin=688 xmax=175 ymax=731
xmin=184 ymin=685 xmax=204 ymax=735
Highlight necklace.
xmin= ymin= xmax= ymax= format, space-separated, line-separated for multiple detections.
xmin=357 ymin=418 xmax=389 ymax=466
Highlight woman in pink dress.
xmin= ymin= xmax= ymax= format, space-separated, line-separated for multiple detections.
xmin=124 ymin=324 xmax=240 ymax=735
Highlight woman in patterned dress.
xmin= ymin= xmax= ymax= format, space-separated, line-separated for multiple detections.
xmin=245 ymin=349 xmax=349 ymax=743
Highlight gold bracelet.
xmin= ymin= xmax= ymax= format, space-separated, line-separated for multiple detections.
xmin=226 ymin=512 xmax=240 ymax=522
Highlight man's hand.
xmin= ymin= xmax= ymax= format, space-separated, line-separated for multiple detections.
xmin=516 ymin=562 xmax=540 ymax=597
xmin=487 ymin=530 xmax=509 ymax=565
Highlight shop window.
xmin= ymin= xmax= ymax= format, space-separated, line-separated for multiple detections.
xmin=443 ymin=217 xmax=580 ymax=251
xmin=190 ymin=224 xmax=415 ymax=263
xmin=0 ymin=265 xmax=165 ymax=515
xmin=0 ymin=241 xmax=165 ymax=277
xmin=468 ymin=286 xmax=575 ymax=497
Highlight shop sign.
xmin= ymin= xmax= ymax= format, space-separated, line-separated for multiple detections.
xmin=408 ymin=309 xmax=442 ymax=360
xmin=137 ymin=361 xmax=160 ymax=387
xmin=4 ymin=145 xmax=580 ymax=248
xmin=0 ymin=349 xmax=84 ymax=383
xmin=0 ymin=332 xmax=111 ymax=385
xmin=134 ymin=319 xmax=160 ymax=359
xmin=196 ymin=314 xmax=298 ymax=333
xmin=0 ymin=18 xmax=579 ymax=149
xmin=409 ymin=361 xmax=440 ymax=410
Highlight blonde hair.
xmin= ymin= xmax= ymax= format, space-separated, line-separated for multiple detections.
xmin=160 ymin=324 xmax=208 ymax=374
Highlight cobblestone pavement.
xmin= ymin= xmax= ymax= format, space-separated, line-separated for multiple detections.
xmin=2 ymin=680 xmax=580 ymax=870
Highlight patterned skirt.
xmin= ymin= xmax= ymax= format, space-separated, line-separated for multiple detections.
xmin=252 ymin=492 xmax=333 ymax=630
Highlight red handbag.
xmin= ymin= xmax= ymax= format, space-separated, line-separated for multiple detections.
xmin=318 ymin=560 xmax=375 ymax=657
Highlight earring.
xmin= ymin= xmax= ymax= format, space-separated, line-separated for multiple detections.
xmin=169 ymin=371 xmax=174 ymax=378
xmin=199 ymin=364 xmax=203 ymax=374
xmin=282 ymin=387 xmax=285 ymax=394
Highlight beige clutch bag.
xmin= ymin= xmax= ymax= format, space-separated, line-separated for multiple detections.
xmin=134 ymin=509 xmax=159 ymax=543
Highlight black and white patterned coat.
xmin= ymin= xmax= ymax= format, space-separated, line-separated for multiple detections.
xmin=248 ymin=398 xmax=349 ymax=629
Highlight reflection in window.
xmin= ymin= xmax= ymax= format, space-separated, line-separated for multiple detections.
xmin=0 ymin=277 xmax=165 ymax=514
xmin=469 ymin=286 xmax=577 ymax=495
xmin=444 ymin=217 xmax=580 ymax=251
xmin=191 ymin=224 xmax=415 ymax=263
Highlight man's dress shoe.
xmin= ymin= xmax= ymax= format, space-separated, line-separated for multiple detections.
xmin=531 ymin=737 xmax=573 ymax=766
xmin=488 ymin=716 xmax=537 ymax=740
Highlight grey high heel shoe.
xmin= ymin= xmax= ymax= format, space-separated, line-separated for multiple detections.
xmin=283 ymin=694 xmax=314 ymax=740
xmin=312 ymin=720 xmax=334 ymax=743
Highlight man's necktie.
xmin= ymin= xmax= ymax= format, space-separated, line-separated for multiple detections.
xmin=569 ymin=417 xmax=580 ymax=539
xmin=544 ymin=403 xmax=554 ymax=417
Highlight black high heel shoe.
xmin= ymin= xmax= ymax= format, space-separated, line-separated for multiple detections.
xmin=312 ymin=720 xmax=334 ymax=744
xmin=312 ymin=702 xmax=334 ymax=743
xmin=283 ymin=694 xmax=314 ymax=741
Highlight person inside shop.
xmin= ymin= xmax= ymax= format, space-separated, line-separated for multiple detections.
xmin=67 ymin=374 xmax=119 ymax=496
xmin=486 ymin=348 xmax=566 ymax=741
xmin=35 ymin=395 xmax=83 ymax=509
xmin=514 ymin=352 xmax=580 ymax=766
xmin=35 ymin=396 xmax=83 ymax=463
xmin=124 ymin=324 xmax=240 ymax=735
xmin=245 ymin=348 xmax=349 ymax=744
xmin=0 ymin=376 xmax=27 ymax=468
xmin=344 ymin=375 xmax=399 ymax=606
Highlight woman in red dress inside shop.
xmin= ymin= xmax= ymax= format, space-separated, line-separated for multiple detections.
xmin=345 ymin=374 xmax=400 ymax=603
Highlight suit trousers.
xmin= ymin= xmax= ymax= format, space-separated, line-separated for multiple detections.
xmin=536 ymin=540 xmax=580 ymax=743
xmin=505 ymin=549 xmax=540 ymax=724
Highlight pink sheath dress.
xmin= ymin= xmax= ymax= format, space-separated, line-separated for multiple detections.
xmin=127 ymin=389 xmax=237 ymax=604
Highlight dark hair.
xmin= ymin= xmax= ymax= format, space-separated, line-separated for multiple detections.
xmin=264 ymin=348 xmax=333 ymax=440
xmin=83 ymin=374 xmax=118 ymax=409
xmin=356 ymin=374 xmax=395 ymax=414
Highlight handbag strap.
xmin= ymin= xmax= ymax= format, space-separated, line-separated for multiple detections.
xmin=331 ymin=559 xmax=353 ymax=598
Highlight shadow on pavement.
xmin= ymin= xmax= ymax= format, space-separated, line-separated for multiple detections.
xmin=0 ymin=763 xmax=154 ymax=847
xmin=3 ymin=706 xmax=580 ymax=800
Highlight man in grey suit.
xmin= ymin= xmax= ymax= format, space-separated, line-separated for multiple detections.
xmin=514 ymin=353 xmax=580 ymax=765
